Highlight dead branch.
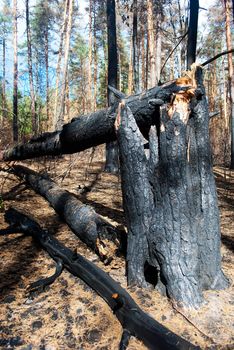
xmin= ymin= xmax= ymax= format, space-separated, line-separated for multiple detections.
xmin=2 ymin=207 xmax=199 ymax=350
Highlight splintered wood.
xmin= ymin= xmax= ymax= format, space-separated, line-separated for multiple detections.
xmin=168 ymin=63 xmax=199 ymax=122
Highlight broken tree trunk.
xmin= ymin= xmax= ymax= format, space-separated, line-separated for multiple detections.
xmin=115 ymin=66 xmax=229 ymax=309
xmin=2 ymin=82 xmax=192 ymax=161
xmin=11 ymin=165 xmax=122 ymax=263
xmin=2 ymin=207 xmax=199 ymax=350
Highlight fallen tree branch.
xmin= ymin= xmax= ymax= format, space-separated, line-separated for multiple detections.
xmin=10 ymin=164 xmax=124 ymax=263
xmin=2 ymin=207 xmax=199 ymax=350
xmin=1 ymin=82 xmax=193 ymax=161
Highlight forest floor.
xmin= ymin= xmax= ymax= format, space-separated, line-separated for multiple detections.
xmin=0 ymin=146 xmax=233 ymax=350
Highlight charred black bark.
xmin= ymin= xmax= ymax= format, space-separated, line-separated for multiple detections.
xmin=116 ymin=67 xmax=229 ymax=308
xmin=2 ymin=82 xmax=191 ymax=161
xmin=115 ymin=103 xmax=154 ymax=287
xmin=105 ymin=0 xmax=119 ymax=173
xmin=105 ymin=141 xmax=119 ymax=173
xmin=186 ymin=0 xmax=199 ymax=69
xmin=11 ymin=165 xmax=121 ymax=263
xmin=3 ymin=207 xmax=199 ymax=350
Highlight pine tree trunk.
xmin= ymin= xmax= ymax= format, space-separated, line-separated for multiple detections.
xmin=93 ymin=1 xmax=97 ymax=112
xmin=116 ymin=67 xmax=229 ymax=309
xmin=44 ymin=0 xmax=49 ymax=124
xmin=88 ymin=0 xmax=93 ymax=112
xmin=13 ymin=0 xmax=18 ymax=142
xmin=132 ymin=0 xmax=139 ymax=93
xmin=224 ymin=0 xmax=234 ymax=168
xmin=140 ymin=25 xmax=146 ymax=91
xmin=155 ymin=17 xmax=162 ymax=83
xmin=128 ymin=34 xmax=133 ymax=95
xmin=26 ymin=0 xmax=37 ymax=135
xmin=57 ymin=0 xmax=73 ymax=130
xmin=53 ymin=0 xmax=69 ymax=130
xmin=1 ymin=37 xmax=7 ymax=122
xmin=105 ymin=0 xmax=119 ymax=173
xmin=147 ymin=0 xmax=156 ymax=88
xmin=186 ymin=0 xmax=199 ymax=69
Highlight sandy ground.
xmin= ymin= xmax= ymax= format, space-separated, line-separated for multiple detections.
xmin=0 ymin=147 xmax=233 ymax=350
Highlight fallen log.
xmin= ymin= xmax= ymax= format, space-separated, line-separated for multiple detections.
xmin=2 ymin=82 xmax=192 ymax=161
xmin=11 ymin=164 xmax=123 ymax=263
xmin=2 ymin=207 xmax=199 ymax=350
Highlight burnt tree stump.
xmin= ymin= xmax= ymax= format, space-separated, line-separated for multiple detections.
xmin=115 ymin=66 xmax=229 ymax=308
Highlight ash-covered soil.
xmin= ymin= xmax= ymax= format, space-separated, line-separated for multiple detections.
xmin=0 ymin=147 xmax=233 ymax=350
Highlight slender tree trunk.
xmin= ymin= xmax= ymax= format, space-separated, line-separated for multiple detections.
xmin=140 ymin=25 xmax=146 ymax=91
xmin=88 ymin=0 xmax=93 ymax=111
xmin=187 ymin=0 xmax=199 ymax=69
xmin=132 ymin=0 xmax=139 ymax=93
xmin=65 ymin=72 xmax=70 ymax=121
xmin=93 ymin=1 xmax=97 ymax=112
xmin=26 ymin=0 xmax=37 ymax=134
xmin=170 ymin=51 xmax=174 ymax=80
xmin=224 ymin=0 xmax=234 ymax=168
xmin=155 ymin=18 xmax=162 ymax=83
xmin=145 ymin=26 xmax=149 ymax=89
xmin=13 ymin=0 xmax=18 ymax=142
xmin=147 ymin=0 xmax=156 ymax=88
xmin=57 ymin=0 xmax=74 ymax=130
xmin=53 ymin=0 xmax=69 ymax=130
xmin=128 ymin=34 xmax=133 ymax=95
xmin=1 ymin=38 xmax=7 ymax=122
xmin=44 ymin=0 xmax=49 ymax=125
xmin=105 ymin=0 xmax=119 ymax=173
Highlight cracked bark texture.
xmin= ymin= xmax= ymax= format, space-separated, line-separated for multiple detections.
xmin=116 ymin=104 xmax=154 ymax=286
xmin=116 ymin=67 xmax=229 ymax=308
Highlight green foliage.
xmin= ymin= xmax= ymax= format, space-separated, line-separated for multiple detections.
xmin=0 ymin=0 xmax=12 ymax=39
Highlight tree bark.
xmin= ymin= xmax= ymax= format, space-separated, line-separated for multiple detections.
xmin=44 ymin=0 xmax=49 ymax=124
xmin=1 ymin=80 xmax=191 ymax=161
xmin=26 ymin=0 xmax=37 ymax=134
xmin=13 ymin=0 xmax=18 ymax=142
xmin=155 ymin=16 xmax=162 ymax=83
xmin=88 ymin=0 xmax=93 ymax=112
xmin=93 ymin=0 xmax=97 ymax=112
xmin=224 ymin=0 xmax=234 ymax=168
xmin=132 ymin=0 xmax=139 ymax=93
xmin=105 ymin=0 xmax=119 ymax=173
xmin=186 ymin=0 xmax=199 ymax=69
xmin=57 ymin=0 xmax=73 ymax=130
xmin=116 ymin=67 xmax=229 ymax=308
xmin=11 ymin=164 xmax=122 ymax=263
xmin=1 ymin=37 xmax=7 ymax=122
xmin=3 ymin=207 xmax=198 ymax=350
xmin=147 ymin=0 xmax=156 ymax=88
xmin=128 ymin=34 xmax=133 ymax=94
xmin=53 ymin=0 xmax=69 ymax=130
